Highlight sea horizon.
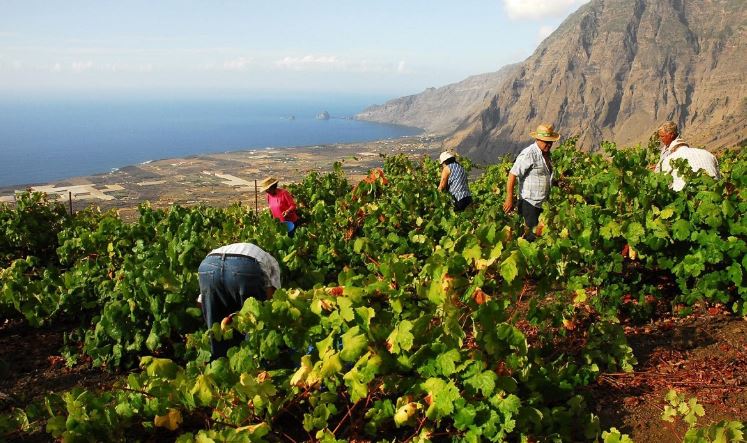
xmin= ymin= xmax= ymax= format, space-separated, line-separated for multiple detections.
xmin=0 ymin=94 xmax=422 ymax=188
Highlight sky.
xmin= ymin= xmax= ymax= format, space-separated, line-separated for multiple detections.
xmin=0 ymin=0 xmax=590 ymax=99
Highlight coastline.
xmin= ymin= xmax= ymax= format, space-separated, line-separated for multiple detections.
xmin=0 ymin=135 xmax=442 ymax=220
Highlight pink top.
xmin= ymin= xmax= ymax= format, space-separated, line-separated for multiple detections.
xmin=266 ymin=188 xmax=298 ymax=223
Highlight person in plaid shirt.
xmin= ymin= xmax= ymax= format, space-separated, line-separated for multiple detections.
xmin=654 ymin=121 xmax=720 ymax=191
xmin=503 ymin=124 xmax=560 ymax=241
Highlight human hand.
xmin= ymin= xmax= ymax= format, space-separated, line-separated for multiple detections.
xmin=503 ymin=196 xmax=514 ymax=214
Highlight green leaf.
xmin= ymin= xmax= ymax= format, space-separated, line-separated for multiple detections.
xmin=142 ymin=357 xmax=180 ymax=379
xmin=672 ymin=219 xmax=691 ymax=241
xmin=422 ymin=378 xmax=461 ymax=420
xmin=191 ymin=374 xmax=216 ymax=406
xmin=386 ymin=320 xmax=414 ymax=354
xmin=320 ymin=351 xmax=343 ymax=378
xmin=500 ymin=251 xmax=519 ymax=283
xmin=340 ymin=326 xmax=368 ymax=363
xmin=353 ymin=237 xmax=365 ymax=253
xmin=461 ymin=237 xmax=482 ymax=264
xmin=435 ymin=349 xmax=461 ymax=377
xmin=602 ymin=428 xmax=634 ymax=443
xmin=625 ymin=222 xmax=645 ymax=244
xmin=465 ymin=370 xmax=497 ymax=397
xmin=600 ymin=221 xmax=622 ymax=240
xmin=727 ymin=263 xmax=743 ymax=286
xmin=453 ymin=404 xmax=477 ymax=430
xmin=342 ymin=367 xmax=368 ymax=403
xmin=337 ymin=297 xmax=355 ymax=322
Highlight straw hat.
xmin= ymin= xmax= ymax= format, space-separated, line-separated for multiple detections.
xmin=530 ymin=124 xmax=561 ymax=142
xmin=439 ymin=151 xmax=455 ymax=164
xmin=259 ymin=176 xmax=279 ymax=192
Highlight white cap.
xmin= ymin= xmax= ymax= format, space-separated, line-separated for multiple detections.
xmin=439 ymin=151 xmax=455 ymax=164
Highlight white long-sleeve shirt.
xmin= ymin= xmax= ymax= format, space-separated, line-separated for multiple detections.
xmin=655 ymin=138 xmax=720 ymax=191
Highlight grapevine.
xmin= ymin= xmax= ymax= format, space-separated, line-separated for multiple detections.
xmin=0 ymin=141 xmax=745 ymax=441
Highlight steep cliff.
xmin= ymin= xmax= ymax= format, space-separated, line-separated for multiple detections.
xmin=355 ymin=64 xmax=519 ymax=135
xmin=448 ymin=0 xmax=747 ymax=161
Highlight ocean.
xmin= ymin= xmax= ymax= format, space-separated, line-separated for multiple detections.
xmin=0 ymin=95 xmax=421 ymax=187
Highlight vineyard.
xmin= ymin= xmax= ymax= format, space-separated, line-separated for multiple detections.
xmin=0 ymin=139 xmax=745 ymax=442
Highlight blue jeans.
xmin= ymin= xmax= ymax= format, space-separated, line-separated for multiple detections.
xmin=198 ymin=254 xmax=265 ymax=360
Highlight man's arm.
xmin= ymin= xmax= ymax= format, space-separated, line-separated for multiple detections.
xmin=266 ymin=286 xmax=275 ymax=299
xmin=437 ymin=166 xmax=450 ymax=191
xmin=503 ymin=173 xmax=517 ymax=213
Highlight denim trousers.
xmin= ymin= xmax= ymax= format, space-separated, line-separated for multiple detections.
xmin=518 ymin=199 xmax=543 ymax=242
xmin=198 ymin=254 xmax=264 ymax=360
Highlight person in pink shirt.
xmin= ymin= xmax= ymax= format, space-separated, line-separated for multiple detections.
xmin=260 ymin=176 xmax=299 ymax=235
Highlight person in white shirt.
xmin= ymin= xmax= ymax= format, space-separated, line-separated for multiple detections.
xmin=197 ymin=243 xmax=281 ymax=360
xmin=503 ymin=123 xmax=559 ymax=241
xmin=655 ymin=121 xmax=720 ymax=191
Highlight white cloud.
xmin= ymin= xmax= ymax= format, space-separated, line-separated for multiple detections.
xmin=222 ymin=56 xmax=253 ymax=71
xmin=274 ymin=54 xmax=410 ymax=75
xmin=62 ymin=61 xmax=154 ymax=74
xmin=275 ymin=54 xmax=343 ymax=71
xmin=503 ymin=0 xmax=590 ymax=20
xmin=71 ymin=60 xmax=93 ymax=73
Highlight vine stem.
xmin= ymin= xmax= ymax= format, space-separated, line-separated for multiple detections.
xmin=332 ymin=398 xmax=359 ymax=435
xmin=507 ymin=279 xmax=532 ymax=322
xmin=403 ymin=417 xmax=427 ymax=442
xmin=662 ymin=418 xmax=683 ymax=442
xmin=280 ymin=431 xmax=299 ymax=443
xmin=364 ymin=254 xmax=381 ymax=266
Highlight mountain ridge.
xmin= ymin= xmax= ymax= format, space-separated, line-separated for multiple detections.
xmin=355 ymin=64 xmax=520 ymax=135
xmin=358 ymin=0 xmax=747 ymax=162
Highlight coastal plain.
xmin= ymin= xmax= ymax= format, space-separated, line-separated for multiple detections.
xmin=0 ymin=136 xmax=441 ymax=220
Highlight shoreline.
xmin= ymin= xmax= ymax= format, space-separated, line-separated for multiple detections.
xmin=0 ymin=135 xmax=442 ymax=219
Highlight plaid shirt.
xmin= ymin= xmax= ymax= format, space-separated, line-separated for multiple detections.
xmin=655 ymin=138 xmax=720 ymax=191
xmin=509 ymin=143 xmax=553 ymax=207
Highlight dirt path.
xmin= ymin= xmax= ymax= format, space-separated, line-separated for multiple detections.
xmin=588 ymin=310 xmax=747 ymax=441
xmin=0 ymin=318 xmax=119 ymax=441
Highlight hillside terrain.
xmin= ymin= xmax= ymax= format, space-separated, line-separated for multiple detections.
xmin=356 ymin=64 xmax=519 ymax=135
xmin=1 ymin=142 xmax=745 ymax=441
xmin=359 ymin=0 xmax=747 ymax=162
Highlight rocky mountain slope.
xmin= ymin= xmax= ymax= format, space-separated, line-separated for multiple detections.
xmin=360 ymin=0 xmax=747 ymax=162
xmin=355 ymin=64 xmax=519 ymax=135
xmin=449 ymin=0 xmax=747 ymax=161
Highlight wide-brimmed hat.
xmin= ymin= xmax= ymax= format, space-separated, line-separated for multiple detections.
xmin=439 ymin=151 xmax=455 ymax=164
xmin=530 ymin=124 xmax=561 ymax=142
xmin=259 ymin=176 xmax=279 ymax=192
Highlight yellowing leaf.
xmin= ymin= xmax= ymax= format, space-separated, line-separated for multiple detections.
xmin=154 ymin=408 xmax=182 ymax=431
xmin=394 ymin=402 xmax=421 ymax=427
xmin=290 ymin=355 xmax=313 ymax=387
xmin=235 ymin=422 xmax=270 ymax=436
xmin=191 ymin=374 xmax=216 ymax=405
xmin=660 ymin=207 xmax=675 ymax=219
